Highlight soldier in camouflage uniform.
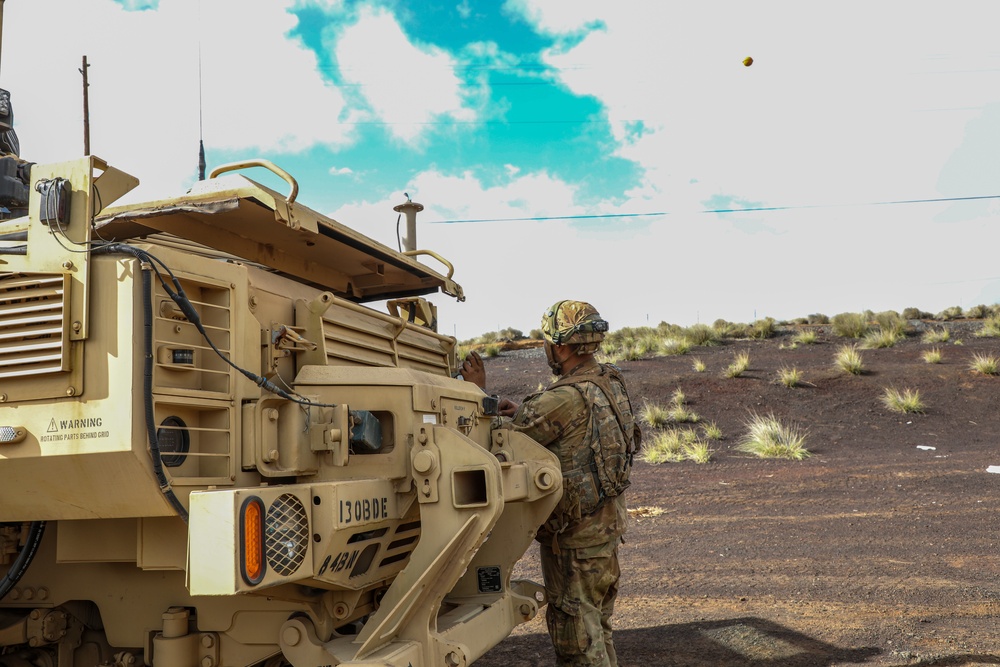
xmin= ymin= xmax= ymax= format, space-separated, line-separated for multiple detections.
xmin=498 ymin=301 xmax=640 ymax=667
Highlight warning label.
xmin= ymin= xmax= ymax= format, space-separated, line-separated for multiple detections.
xmin=40 ymin=416 xmax=109 ymax=443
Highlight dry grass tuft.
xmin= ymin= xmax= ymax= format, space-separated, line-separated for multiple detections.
xmin=724 ymin=351 xmax=751 ymax=378
xmin=641 ymin=429 xmax=713 ymax=464
xmin=777 ymin=366 xmax=802 ymax=388
xmin=737 ymin=413 xmax=810 ymax=460
xmin=975 ymin=316 xmax=1000 ymax=338
xmin=628 ymin=506 xmax=669 ymax=519
xmin=834 ymin=344 xmax=865 ymax=375
xmin=969 ymin=353 xmax=1000 ymax=376
xmin=640 ymin=402 xmax=671 ymax=428
xmin=700 ymin=421 xmax=724 ymax=440
xmin=861 ymin=328 xmax=901 ymax=349
xmin=792 ymin=330 xmax=819 ymax=345
xmin=922 ymin=328 xmax=950 ymax=344
xmin=921 ymin=348 xmax=943 ymax=364
xmin=881 ymin=387 xmax=925 ymax=414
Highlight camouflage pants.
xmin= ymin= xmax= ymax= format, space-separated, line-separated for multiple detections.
xmin=540 ymin=539 xmax=621 ymax=667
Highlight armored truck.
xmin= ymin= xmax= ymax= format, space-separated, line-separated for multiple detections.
xmin=0 ymin=154 xmax=561 ymax=667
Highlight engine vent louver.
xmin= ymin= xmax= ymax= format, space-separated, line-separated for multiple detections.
xmin=0 ymin=273 xmax=69 ymax=379
xmin=265 ymin=494 xmax=309 ymax=576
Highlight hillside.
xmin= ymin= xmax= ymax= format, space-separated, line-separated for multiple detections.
xmin=476 ymin=324 xmax=1000 ymax=667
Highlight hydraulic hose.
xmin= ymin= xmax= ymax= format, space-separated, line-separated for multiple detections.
xmin=140 ymin=266 xmax=189 ymax=521
xmin=92 ymin=244 xmax=188 ymax=521
xmin=0 ymin=521 xmax=46 ymax=600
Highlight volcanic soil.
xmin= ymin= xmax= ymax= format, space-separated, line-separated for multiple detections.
xmin=475 ymin=324 xmax=1000 ymax=667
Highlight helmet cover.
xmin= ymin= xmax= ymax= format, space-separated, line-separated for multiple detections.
xmin=541 ymin=300 xmax=609 ymax=348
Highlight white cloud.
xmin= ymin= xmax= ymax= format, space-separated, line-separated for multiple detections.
xmin=5 ymin=0 xmax=351 ymax=202
xmin=330 ymin=7 xmax=475 ymax=144
xmin=502 ymin=0 xmax=603 ymax=35
xmin=526 ymin=1 xmax=1000 ymax=214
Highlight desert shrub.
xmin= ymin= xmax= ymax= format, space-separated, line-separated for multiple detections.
xmin=874 ymin=311 xmax=908 ymax=337
xmin=692 ymin=358 xmax=706 ymax=372
xmin=496 ymin=327 xmax=524 ymax=341
xmin=861 ymin=328 xmax=901 ymax=349
xmin=935 ymin=305 xmax=964 ymax=321
xmin=922 ymin=328 xmax=950 ymax=344
xmin=728 ymin=323 xmax=752 ymax=338
xmin=737 ymin=413 xmax=810 ymax=460
xmin=807 ymin=313 xmax=830 ymax=325
xmin=969 ymin=353 xmax=1000 ymax=376
xmin=528 ymin=328 xmax=544 ymax=340
xmin=975 ymin=315 xmax=1000 ymax=338
xmin=724 ymin=351 xmax=751 ymax=378
xmin=965 ymin=304 xmax=991 ymax=320
xmin=832 ymin=312 xmax=869 ymax=338
xmin=482 ymin=343 xmax=502 ymax=357
xmin=777 ymin=366 xmax=802 ymax=388
xmin=683 ymin=323 xmax=722 ymax=346
xmin=655 ymin=322 xmax=683 ymax=338
xmin=922 ymin=348 xmax=943 ymax=364
xmin=619 ymin=344 xmax=646 ymax=361
xmin=712 ymin=319 xmax=752 ymax=339
xmin=881 ymin=387 xmax=925 ymax=414
xmin=598 ymin=351 xmax=623 ymax=365
xmin=748 ymin=317 xmax=777 ymax=339
xmin=835 ymin=344 xmax=865 ymax=375
xmin=902 ymin=307 xmax=933 ymax=320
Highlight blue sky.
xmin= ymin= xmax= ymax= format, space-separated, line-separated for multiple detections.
xmin=5 ymin=0 xmax=1000 ymax=339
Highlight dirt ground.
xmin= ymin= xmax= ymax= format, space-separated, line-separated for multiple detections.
xmin=474 ymin=324 xmax=1000 ymax=667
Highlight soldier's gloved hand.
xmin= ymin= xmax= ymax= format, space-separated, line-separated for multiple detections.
xmin=460 ymin=350 xmax=486 ymax=390
xmin=498 ymin=398 xmax=519 ymax=418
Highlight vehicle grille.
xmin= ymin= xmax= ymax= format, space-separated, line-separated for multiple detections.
xmin=265 ymin=493 xmax=309 ymax=576
xmin=0 ymin=273 xmax=69 ymax=379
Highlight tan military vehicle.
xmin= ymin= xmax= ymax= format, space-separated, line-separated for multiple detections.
xmin=0 ymin=14 xmax=562 ymax=667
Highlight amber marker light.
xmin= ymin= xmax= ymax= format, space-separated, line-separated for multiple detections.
xmin=240 ymin=497 xmax=266 ymax=585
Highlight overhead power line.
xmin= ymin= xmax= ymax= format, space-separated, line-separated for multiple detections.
xmin=427 ymin=194 xmax=1000 ymax=224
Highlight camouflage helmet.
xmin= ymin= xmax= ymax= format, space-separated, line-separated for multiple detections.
xmin=540 ymin=300 xmax=609 ymax=348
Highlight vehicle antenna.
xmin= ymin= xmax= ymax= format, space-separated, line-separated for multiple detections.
xmin=80 ymin=55 xmax=91 ymax=155
xmin=0 ymin=0 xmax=5 ymax=78
xmin=197 ymin=41 xmax=206 ymax=180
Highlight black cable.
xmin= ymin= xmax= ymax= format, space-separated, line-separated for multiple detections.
xmin=140 ymin=266 xmax=188 ymax=521
xmin=427 ymin=193 xmax=1000 ymax=225
xmin=0 ymin=521 xmax=46 ymax=600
